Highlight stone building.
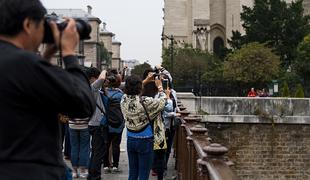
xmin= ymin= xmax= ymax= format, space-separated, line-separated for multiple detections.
xmin=163 ymin=0 xmax=310 ymax=54
xmin=111 ymin=37 xmax=122 ymax=71
xmin=99 ymin=22 xmax=114 ymax=69
xmin=46 ymin=6 xmax=123 ymax=70
xmin=47 ymin=6 xmax=102 ymax=68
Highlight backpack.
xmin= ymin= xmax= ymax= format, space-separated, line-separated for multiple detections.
xmin=99 ymin=89 xmax=124 ymax=128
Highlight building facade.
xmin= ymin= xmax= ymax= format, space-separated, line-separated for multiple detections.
xmin=46 ymin=6 xmax=122 ymax=70
xmin=47 ymin=6 xmax=101 ymax=67
xmin=99 ymin=22 xmax=114 ymax=70
xmin=111 ymin=37 xmax=122 ymax=71
xmin=163 ymin=0 xmax=310 ymax=54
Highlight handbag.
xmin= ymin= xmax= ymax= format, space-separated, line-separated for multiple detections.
xmin=140 ymin=97 xmax=167 ymax=150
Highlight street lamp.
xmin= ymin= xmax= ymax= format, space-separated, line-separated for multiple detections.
xmin=161 ymin=34 xmax=174 ymax=76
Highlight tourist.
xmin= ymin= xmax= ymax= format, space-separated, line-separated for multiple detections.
xmin=247 ymin=87 xmax=257 ymax=97
xmin=121 ymin=74 xmax=166 ymax=180
xmin=0 ymin=0 xmax=95 ymax=179
xmin=103 ymin=70 xmax=125 ymax=173
xmin=87 ymin=68 xmax=109 ymax=180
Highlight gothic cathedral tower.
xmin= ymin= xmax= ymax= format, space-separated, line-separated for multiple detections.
xmin=162 ymin=0 xmax=309 ymax=55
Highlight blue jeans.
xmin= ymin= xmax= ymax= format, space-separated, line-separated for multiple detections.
xmin=127 ymin=137 xmax=153 ymax=180
xmin=69 ymin=128 xmax=90 ymax=167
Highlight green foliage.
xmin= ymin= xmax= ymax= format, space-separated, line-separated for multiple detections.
xmin=130 ymin=62 xmax=152 ymax=78
xmin=223 ymin=42 xmax=280 ymax=84
xmin=228 ymin=31 xmax=247 ymax=50
xmin=294 ymin=84 xmax=305 ymax=98
xmin=281 ymin=81 xmax=290 ymax=97
xmin=131 ymin=62 xmax=152 ymax=77
xmin=230 ymin=0 xmax=310 ymax=68
xmin=162 ymin=44 xmax=223 ymax=89
xmin=99 ymin=43 xmax=111 ymax=69
xmin=294 ymin=34 xmax=310 ymax=75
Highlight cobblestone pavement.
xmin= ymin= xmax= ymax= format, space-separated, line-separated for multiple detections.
xmin=67 ymin=131 xmax=177 ymax=180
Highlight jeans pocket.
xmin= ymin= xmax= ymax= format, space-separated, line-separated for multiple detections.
xmin=139 ymin=138 xmax=153 ymax=153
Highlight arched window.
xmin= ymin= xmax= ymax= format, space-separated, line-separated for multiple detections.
xmin=213 ymin=37 xmax=224 ymax=57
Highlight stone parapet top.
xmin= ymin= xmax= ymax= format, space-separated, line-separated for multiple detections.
xmin=197 ymin=96 xmax=310 ymax=100
xmin=202 ymin=115 xmax=310 ymax=124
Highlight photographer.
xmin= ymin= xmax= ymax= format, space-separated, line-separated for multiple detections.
xmin=0 ymin=0 xmax=95 ymax=179
xmin=121 ymin=74 xmax=167 ymax=180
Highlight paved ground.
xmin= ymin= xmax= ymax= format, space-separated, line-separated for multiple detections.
xmin=67 ymin=131 xmax=177 ymax=180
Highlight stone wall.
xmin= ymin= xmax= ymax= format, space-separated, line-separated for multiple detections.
xmin=84 ymin=43 xmax=97 ymax=67
xmin=206 ymin=123 xmax=310 ymax=180
xmin=177 ymin=94 xmax=310 ymax=117
xmin=177 ymin=95 xmax=310 ymax=179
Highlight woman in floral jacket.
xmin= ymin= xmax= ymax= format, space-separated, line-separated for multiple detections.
xmin=121 ymin=74 xmax=166 ymax=180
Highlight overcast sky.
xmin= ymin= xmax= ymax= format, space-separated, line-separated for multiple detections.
xmin=41 ymin=0 xmax=164 ymax=66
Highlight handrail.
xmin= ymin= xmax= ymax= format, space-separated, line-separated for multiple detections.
xmin=175 ymin=102 xmax=240 ymax=180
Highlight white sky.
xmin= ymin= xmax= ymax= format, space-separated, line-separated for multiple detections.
xmin=41 ymin=0 xmax=164 ymax=66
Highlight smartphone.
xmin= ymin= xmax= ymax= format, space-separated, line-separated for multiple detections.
xmin=162 ymin=79 xmax=168 ymax=90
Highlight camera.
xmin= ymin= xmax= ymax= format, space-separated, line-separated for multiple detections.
xmin=107 ymin=75 xmax=116 ymax=83
xmin=43 ymin=14 xmax=92 ymax=44
xmin=153 ymin=66 xmax=162 ymax=79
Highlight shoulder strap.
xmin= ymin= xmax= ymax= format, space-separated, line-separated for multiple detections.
xmin=96 ymin=103 xmax=106 ymax=115
xmin=139 ymin=96 xmax=151 ymax=122
xmin=97 ymin=91 xmax=107 ymax=115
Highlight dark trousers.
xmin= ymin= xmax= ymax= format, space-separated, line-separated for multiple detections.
xmin=127 ymin=137 xmax=153 ymax=180
xmin=87 ymin=126 xmax=108 ymax=180
xmin=64 ymin=123 xmax=71 ymax=158
xmin=103 ymin=131 xmax=123 ymax=168
xmin=61 ymin=123 xmax=71 ymax=158
xmin=153 ymin=149 xmax=166 ymax=180
xmin=165 ymin=127 xmax=176 ymax=167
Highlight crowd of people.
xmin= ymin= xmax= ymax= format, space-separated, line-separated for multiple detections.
xmin=0 ymin=1 xmax=181 ymax=180
xmin=58 ymin=61 xmax=180 ymax=180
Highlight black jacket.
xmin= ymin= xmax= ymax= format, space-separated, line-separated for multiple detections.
xmin=0 ymin=40 xmax=95 ymax=180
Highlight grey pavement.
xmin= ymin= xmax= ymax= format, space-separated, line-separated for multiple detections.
xmin=67 ymin=131 xmax=177 ymax=180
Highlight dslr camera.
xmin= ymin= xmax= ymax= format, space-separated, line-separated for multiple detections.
xmin=43 ymin=14 xmax=92 ymax=44
xmin=106 ymin=69 xmax=118 ymax=83
xmin=153 ymin=66 xmax=161 ymax=79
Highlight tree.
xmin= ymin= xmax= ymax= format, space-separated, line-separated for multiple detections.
xmin=228 ymin=31 xmax=247 ymax=50
xmin=294 ymin=84 xmax=305 ymax=98
xmin=281 ymin=81 xmax=290 ymax=97
xmin=230 ymin=0 xmax=310 ymax=68
xmin=223 ymin=42 xmax=280 ymax=88
xmin=162 ymin=44 xmax=222 ymax=92
xmin=130 ymin=62 xmax=152 ymax=78
xmin=99 ymin=42 xmax=111 ymax=69
xmin=294 ymin=34 xmax=310 ymax=95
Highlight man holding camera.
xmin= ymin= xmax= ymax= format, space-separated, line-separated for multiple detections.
xmin=0 ymin=0 xmax=95 ymax=179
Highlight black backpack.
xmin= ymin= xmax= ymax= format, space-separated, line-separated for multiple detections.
xmin=102 ymin=90 xmax=124 ymax=128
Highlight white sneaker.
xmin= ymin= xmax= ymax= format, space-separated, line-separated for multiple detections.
xmin=112 ymin=167 xmax=121 ymax=173
xmin=79 ymin=172 xmax=88 ymax=178
xmin=103 ymin=167 xmax=111 ymax=173
xmin=72 ymin=172 xmax=78 ymax=178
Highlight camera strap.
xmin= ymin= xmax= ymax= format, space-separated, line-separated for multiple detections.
xmin=58 ymin=31 xmax=63 ymax=67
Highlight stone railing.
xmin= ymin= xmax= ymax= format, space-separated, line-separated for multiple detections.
xmin=175 ymin=102 xmax=240 ymax=180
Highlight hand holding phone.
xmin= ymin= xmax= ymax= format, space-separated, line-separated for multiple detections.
xmin=162 ymin=79 xmax=169 ymax=90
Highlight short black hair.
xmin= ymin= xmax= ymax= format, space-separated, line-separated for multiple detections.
xmin=142 ymin=81 xmax=158 ymax=98
xmin=0 ymin=0 xmax=46 ymax=36
xmin=125 ymin=75 xmax=142 ymax=95
xmin=142 ymin=68 xmax=154 ymax=80
xmin=84 ymin=67 xmax=101 ymax=80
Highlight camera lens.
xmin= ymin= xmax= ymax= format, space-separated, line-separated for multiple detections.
xmin=42 ymin=15 xmax=92 ymax=44
xmin=75 ymin=19 xmax=92 ymax=41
